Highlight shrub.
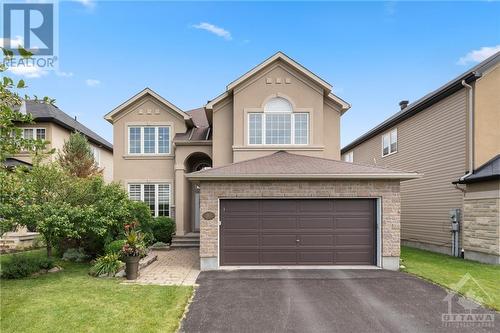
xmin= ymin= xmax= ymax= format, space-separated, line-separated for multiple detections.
xmin=89 ymin=254 xmax=123 ymax=277
xmin=62 ymin=248 xmax=88 ymax=262
xmin=105 ymin=239 xmax=126 ymax=255
xmin=152 ymin=217 xmax=175 ymax=244
xmin=1 ymin=255 xmax=54 ymax=279
xmin=150 ymin=241 xmax=168 ymax=248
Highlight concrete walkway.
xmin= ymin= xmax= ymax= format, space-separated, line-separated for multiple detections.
xmin=133 ymin=248 xmax=200 ymax=286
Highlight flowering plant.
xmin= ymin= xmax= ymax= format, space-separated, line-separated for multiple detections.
xmin=121 ymin=221 xmax=146 ymax=257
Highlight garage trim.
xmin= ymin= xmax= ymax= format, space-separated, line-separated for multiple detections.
xmin=216 ymin=197 xmax=382 ymax=269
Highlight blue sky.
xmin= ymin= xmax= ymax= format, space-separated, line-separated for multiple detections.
xmin=6 ymin=1 xmax=500 ymax=146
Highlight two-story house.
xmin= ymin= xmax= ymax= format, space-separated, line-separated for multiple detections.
xmin=106 ymin=52 xmax=419 ymax=270
xmin=341 ymin=52 xmax=499 ymax=264
xmin=11 ymin=100 xmax=113 ymax=182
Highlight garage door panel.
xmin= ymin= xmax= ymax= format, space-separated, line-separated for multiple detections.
xmin=335 ymin=217 xmax=373 ymax=230
xmin=223 ymin=217 xmax=259 ymax=230
xmin=298 ymin=251 xmax=334 ymax=263
xmin=262 ymin=217 xmax=296 ymax=229
xmin=261 ymin=234 xmax=297 ymax=246
xmin=299 ymin=235 xmax=334 ymax=246
xmin=261 ymin=251 xmax=297 ymax=264
xmin=298 ymin=200 xmax=334 ymax=213
xmin=220 ymin=199 xmax=376 ymax=266
xmin=335 ymin=234 xmax=372 ymax=246
xmin=261 ymin=200 xmax=297 ymax=213
xmin=223 ymin=234 xmax=259 ymax=247
xmin=335 ymin=199 xmax=373 ymax=213
xmin=223 ymin=251 xmax=259 ymax=265
xmin=298 ymin=217 xmax=333 ymax=229
xmin=335 ymin=250 xmax=373 ymax=264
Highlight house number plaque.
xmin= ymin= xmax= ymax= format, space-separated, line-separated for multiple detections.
xmin=202 ymin=211 xmax=216 ymax=220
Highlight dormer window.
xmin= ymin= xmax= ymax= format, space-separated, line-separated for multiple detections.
xmin=248 ymin=97 xmax=309 ymax=145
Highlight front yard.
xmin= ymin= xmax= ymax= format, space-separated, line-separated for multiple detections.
xmin=0 ymin=250 xmax=193 ymax=333
xmin=401 ymin=246 xmax=500 ymax=311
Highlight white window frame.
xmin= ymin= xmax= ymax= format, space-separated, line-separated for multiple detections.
xmin=22 ymin=127 xmax=46 ymax=140
xmin=127 ymin=183 xmax=171 ymax=217
xmin=382 ymin=128 xmax=398 ymax=157
xmin=343 ymin=151 xmax=353 ymax=163
xmin=91 ymin=146 xmax=101 ymax=167
xmin=247 ymin=112 xmax=309 ymax=146
xmin=127 ymin=126 xmax=171 ymax=155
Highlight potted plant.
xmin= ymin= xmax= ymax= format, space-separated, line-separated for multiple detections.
xmin=121 ymin=221 xmax=145 ymax=280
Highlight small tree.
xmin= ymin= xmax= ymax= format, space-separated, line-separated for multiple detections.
xmin=58 ymin=132 xmax=102 ymax=178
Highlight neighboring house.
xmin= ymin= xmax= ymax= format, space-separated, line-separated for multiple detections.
xmin=106 ymin=52 xmax=419 ymax=270
xmin=12 ymin=100 xmax=114 ymax=183
xmin=341 ymin=52 xmax=500 ymax=264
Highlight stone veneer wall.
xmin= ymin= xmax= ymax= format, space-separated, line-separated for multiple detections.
xmin=198 ymin=180 xmax=401 ymax=269
xmin=463 ymin=195 xmax=500 ymax=264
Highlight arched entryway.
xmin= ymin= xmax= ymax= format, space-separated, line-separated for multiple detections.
xmin=185 ymin=152 xmax=212 ymax=232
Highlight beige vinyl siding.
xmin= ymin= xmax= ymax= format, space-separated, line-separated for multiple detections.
xmin=348 ymin=89 xmax=467 ymax=250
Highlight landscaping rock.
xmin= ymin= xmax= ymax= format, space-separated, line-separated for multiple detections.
xmin=48 ymin=266 xmax=62 ymax=273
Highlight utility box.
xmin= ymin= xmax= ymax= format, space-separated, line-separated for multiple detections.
xmin=449 ymin=208 xmax=461 ymax=224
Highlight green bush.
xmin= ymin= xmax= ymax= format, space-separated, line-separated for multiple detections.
xmin=62 ymin=248 xmax=89 ymax=262
xmin=152 ymin=217 xmax=175 ymax=244
xmin=150 ymin=241 xmax=168 ymax=248
xmin=105 ymin=239 xmax=126 ymax=255
xmin=89 ymin=254 xmax=123 ymax=277
xmin=1 ymin=255 xmax=54 ymax=279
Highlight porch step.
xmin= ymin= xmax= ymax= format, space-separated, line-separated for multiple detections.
xmin=171 ymin=233 xmax=200 ymax=248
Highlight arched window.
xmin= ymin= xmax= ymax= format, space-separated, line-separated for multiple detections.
xmin=264 ymin=97 xmax=293 ymax=113
xmin=248 ymin=97 xmax=308 ymax=145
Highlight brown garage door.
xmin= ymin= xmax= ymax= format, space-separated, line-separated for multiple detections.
xmin=220 ymin=199 xmax=376 ymax=266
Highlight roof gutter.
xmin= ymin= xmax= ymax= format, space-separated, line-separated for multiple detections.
xmin=186 ymin=173 xmax=421 ymax=181
xmin=459 ymin=80 xmax=474 ymax=181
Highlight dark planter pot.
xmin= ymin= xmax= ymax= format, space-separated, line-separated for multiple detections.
xmin=125 ymin=255 xmax=140 ymax=280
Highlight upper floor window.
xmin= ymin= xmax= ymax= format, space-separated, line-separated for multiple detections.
xmin=343 ymin=151 xmax=353 ymax=163
xmin=128 ymin=126 xmax=171 ymax=155
xmin=248 ymin=97 xmax=309 ymax=145
xmin=22 ymin=128 xmax=46 ymax=140
xmin=382 ymin=128 xmax=397 ymax=156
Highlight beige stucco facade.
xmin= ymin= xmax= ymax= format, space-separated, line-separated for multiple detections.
xmin=14 ymin=122 xmax=113 ymax=183
xmin=474 ymin=64 xmax=500 ymax=167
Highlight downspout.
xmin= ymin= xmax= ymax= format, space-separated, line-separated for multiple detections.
xmin=460 ymin=80 xmax=474 ymax=181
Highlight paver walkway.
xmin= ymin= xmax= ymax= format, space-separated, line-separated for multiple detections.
xmin=134 ymin=248 xmax=200 ymax=286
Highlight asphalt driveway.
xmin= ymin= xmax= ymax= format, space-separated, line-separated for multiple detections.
xmin=180 ymin=269 xmax=498 ymax=333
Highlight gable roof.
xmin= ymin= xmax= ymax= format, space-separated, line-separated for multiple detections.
xmin=104 ymin=88 xmax=191 ymax=124
xmin=187 ymin=151 xmax=420 ymax=180
xmin=455 ymin=155 xmax=500 ymax=184
xmin=206 ymin=52 xmax=351 ymax=112
xmin=24 ymin=100 xmax=113 ymax=151
xmin=342 ymin=51 xmax=500 ymax=154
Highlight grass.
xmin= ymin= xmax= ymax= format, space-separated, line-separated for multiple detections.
xmin=0 ymin=250 xmax=193 ymax=333
xmin=400 ymin=246 xmax=500 ymax=311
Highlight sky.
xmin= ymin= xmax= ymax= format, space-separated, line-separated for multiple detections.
xmin=4 ymin=0 xmax=500 ymax=146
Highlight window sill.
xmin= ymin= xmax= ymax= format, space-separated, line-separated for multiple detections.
xmin=123 ymin=154 xmax=174 ymax=160
xmin=382 ymin=151 xmax=398 ymax=158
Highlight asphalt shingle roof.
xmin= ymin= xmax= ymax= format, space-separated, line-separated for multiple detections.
xmin=456 ymin=155 xmax=500 ymax=184
xmin=187 ymin=151 xmax=419 ymax=180
xmin=24 ymin=100 xmax=113 ymax=151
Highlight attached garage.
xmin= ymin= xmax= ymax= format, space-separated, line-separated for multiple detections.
xmin=220 ymin=199 xmax=376 ymax=266
xmin=187 ymin=151 xmax=420 ymax=271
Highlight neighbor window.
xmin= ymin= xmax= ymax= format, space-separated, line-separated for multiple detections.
xmin=128 ymin=183 xmax=171 ymax=217
xmin=91 ymin=147 xmax=101 ymax=167
xmin=343 ymin=151 xmax=353 ymax=163
xmin=248 ymin=97 xmax=309 ymax=145
xmin=128 ymin=126 xmax=171 ymax=155
xmin=22 ymin=128 xmax=46 ymax=140
xmin=382 ymin=128 xmax=397 ymax=156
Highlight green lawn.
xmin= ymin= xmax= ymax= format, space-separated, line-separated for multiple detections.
xmin=401 ymin=246 xmax=500 ymax=311
xmin=0 ymin=250 xmax=193 ymax=333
